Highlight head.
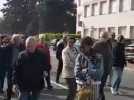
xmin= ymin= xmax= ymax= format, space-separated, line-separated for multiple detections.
xmin=11 ymin=34 xmax=21 ymax=46
xmin=25 ymin=36 xmax=36 ymax=53
xmin=111 ymin=32 xmax=116 ymax=39
xmin=100 ymin=31 xmax=109 ymax=40
xmin=63 ymin=34 xmax=68 ymax=43
xmin=39 ymin=34 xmax=45 ymax=44
xmin=1 ymin=35 xmax=10 ymax=45
xmin=66 ymin=37 xmax=75 ymax=48
xmin=117 ymin=35 xmax=124 ymax=43
xmin=80 ymin=37 xmax=94 ymax=55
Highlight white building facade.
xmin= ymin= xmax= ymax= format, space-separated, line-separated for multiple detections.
xmin=76 ymin=0 xmax=134 ymax=39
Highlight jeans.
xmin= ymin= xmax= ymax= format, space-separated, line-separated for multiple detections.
xmin=65 ymin=78 xmax=77 ymax=100
xmin=111 ymin=67 xmax=123 ymax=92
xmin=19 ymin=91 xmax=39 ymax=100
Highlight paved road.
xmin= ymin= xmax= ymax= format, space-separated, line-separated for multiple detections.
xmin=0 ymin=48 xmax=134 ymax=100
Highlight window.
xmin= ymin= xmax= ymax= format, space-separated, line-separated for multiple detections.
xmin=78 ymin=0 xmax=81 ymax=6
xmin=109 ymin=0 xmax=118 ymax=13
xmin=108 ymin=27 xmax=115 ymax=33
xmin=119 ymin=0 xmax=130 ymax=12
xmin=78 ymin=15 xmax=82 ymax=27
xmin=99 ymin=28 xmax=105 ymax=38
xmin=92 ymin=3 xmax=99 ymax=16
xmin=131 ymin=0 xmax=134 ymax=10
xmin=100 ymin=1 xmax=107 ymax=15
xmin=118 ymin=26 xmax=126 ymax=36
xmin=84 ymin=29 xmax=89 ymax=36
xmin=130 ymin=26 xmax=134 ymax=38
xmin=84 ymin=5 xmax=91 ymax=17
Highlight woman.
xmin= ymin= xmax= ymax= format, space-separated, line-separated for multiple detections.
xmin=111 ymin=35 xmax=126 ymax=95
xmin=62 ymin=36 xmax=78 ymax=100
xmin=75 ymin=37 xmax=95 ymax=100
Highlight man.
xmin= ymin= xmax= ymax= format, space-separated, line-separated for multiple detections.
xmin=36 ymin=35 xmax=53 ymax=89
xmin=14 ymin=36 xmax=48 ymax=100
xmin=56 ymin=34 xmax=67 ymax=83
xmin=92 ymin=32 xmax=113 ymax=100
xmin=107 ymin=32 xmax=117 ymax=86
xmin=62 ymin=37 xmax=77 ymax=100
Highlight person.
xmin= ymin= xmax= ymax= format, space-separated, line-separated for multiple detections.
xmin=0 ymin=35 xmax=5 ymax=92
xmin=36 ymin=35 xmax=53 ymax=90
xmin=75 ymin=37 xmax=94 ymax=100
xmin=62 ymin=37 xmax=78 ymax=100
xmin=92 ymin=32 xmax=113 ymax=100
xmin=56 ymin=34 xmax=67 ymax=83
xmin=111 ymin=35 xmax=126 ymax=95
xmin=14 ymin=36 xmax=48 ymax=100
xmin=107 ymin=32 xmax=117 ymax=86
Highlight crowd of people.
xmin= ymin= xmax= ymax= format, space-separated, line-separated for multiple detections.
xmin=0 ymin=32 xmax=126 ymax=100
xmin=0 ymin=34 xmax=52 ymax=100
xmin=56 ymin=32 xmax=126 ymax=100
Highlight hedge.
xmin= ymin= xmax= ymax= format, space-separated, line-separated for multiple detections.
xmin=39 ymin=33 xmax=81 ymax=42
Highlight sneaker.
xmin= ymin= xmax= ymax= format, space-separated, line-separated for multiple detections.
xmin=47 ymin=86 xmax=53 ymax=90
xmin=111 ymin=87 xmax=117 ymax=95
xmin=117 ymin=91 xmax=122 ymax=95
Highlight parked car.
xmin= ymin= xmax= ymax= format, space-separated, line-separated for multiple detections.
xmin=50 ymin=39 xmax=59 ymax=50
xmin=125 ymin=43 xmax=134 ymax=63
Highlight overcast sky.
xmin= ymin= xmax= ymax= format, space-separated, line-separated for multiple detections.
xmin=0 ymin=0 xmax=6 ymax=17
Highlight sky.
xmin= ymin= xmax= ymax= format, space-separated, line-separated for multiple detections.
xmin=0 ymin=0 xmax=6 ymax=17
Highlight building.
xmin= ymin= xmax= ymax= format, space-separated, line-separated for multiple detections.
xmin=76 ymin=0 xmax=134 ymax=39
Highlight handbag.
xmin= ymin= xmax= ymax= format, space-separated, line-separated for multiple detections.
xmin=77 ymin=86 xmax=91 ymax=100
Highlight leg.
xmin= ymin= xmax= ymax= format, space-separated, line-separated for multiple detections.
xmin=56 ymin=59 xmax=63 ymax=83
xmin=99 ymin=71 xmax=109 ymax=100
xmin=0 ymin=71 xmax=6 ymax=92
xmin=65 ymin=78 xmax=77 ymax=100
xmin=45 ymin=70 xmax=53 ymax=89
xmin=31 ymin=91 xmax=40 ymax=100
xmin=116 ymin=68 xmax=124 ymax=92
xmin=6 ymin=68 xmax=13 ymax=100
xmin=111 ymin=67 xmax=118 ymax=94
xmin=19 ymin=92 xmax=31 ymax=100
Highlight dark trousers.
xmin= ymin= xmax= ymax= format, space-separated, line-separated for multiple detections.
xmin=0 ymin=71 xmax=6 ymax=91
xmin=6 ymin=68 xmax=13 ymax=100
xmin=99 ymin=70 xmax=110 ymax=100
xmin=65 ymin=78 xmax=77 ymax=100
xmin=45 ymin=70 xmax=52 ymax=87
xmin=56 ymin=59 xmax=63 ymax=82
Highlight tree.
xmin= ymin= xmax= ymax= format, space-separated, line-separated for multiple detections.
xmin=1 ymin=0 xmax=76 ymax=34
xmin=39 ymin=0 xmax=76 ymax=33
xmin=1 ymin=0 xmax=40 ymax=33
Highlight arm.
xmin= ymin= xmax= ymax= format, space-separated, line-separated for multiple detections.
xmin=62 ymin=50 xmax=73 ymax=68
xmin=92 ymin=41 xmax=102 ymax=54
xmin=74 ymin=55 xmax=86 ymax=85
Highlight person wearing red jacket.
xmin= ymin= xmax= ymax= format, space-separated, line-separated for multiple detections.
xmin=36 ymin=36 xmax=53 ymax=90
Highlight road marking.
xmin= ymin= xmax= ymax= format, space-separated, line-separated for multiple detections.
xmin=125 ymin=67 xmax=134 ymax=71
xmin=51 ymin=81 xmax=68 ymax=90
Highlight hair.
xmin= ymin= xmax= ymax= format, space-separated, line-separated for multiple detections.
xmin=25 ymin=36 xmax=36 ymax=47
xmin=100 ymin=31 xmax=109 ymax=39
xmin=118 ymin=35 xmax=124 ymax=42
xmin=80 ymin=36 xmax=94 ymax=52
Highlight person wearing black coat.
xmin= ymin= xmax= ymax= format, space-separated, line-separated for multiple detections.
xmin=111 ymin=35 xmax=126 ymax=95
xmin=14 ymin=36 xmax=48 ymax=100
xmin=56 ymin=35 xmax=67 ymax=83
